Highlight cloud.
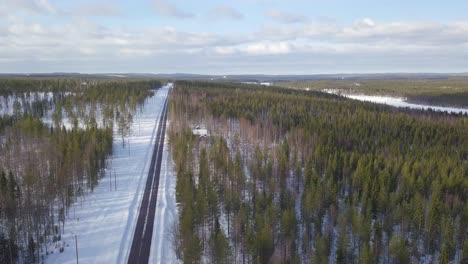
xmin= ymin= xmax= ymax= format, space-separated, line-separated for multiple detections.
xmin=207 ymin=5 xmax=243 ymax=20
xmin=69 ymin=3 xmax=123 ymax=17
xmin=267 ymin=9 xmax=307 ymax=24
xmin=1 ymin=0 xmax=123 ymax=18
xmin=151 ymin=0 xmax=194 ymax=18
xmin=1 ymin=17 xmax=468 ymax=73
xmin=3 ymin=18 xmax=468 ymax=57
xmin=214 ymin=42 xmax=292 ymax=55
xmin=254 ymin=19 xmax=468 ymax=47
xmin=358 ymin=18 xmax=376 ymax=27
xmin=6 ymin=0 xmax=57 ymax=15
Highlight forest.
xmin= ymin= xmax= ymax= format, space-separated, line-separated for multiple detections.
xmin=168 ymin=81 xmax=468 ymax=263
xmin=278 ymin=79 xmax=468 ymax=108
xmin=0 ymin=78 xmax=161 ymax=263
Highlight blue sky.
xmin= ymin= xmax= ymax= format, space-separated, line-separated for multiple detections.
xmin=1 ymin=0 xmax=467 ymax=74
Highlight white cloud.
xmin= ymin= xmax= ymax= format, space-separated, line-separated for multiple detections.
xmin=214 ymin=46 xmax=238 ymax=55
xmin=244 ymin=42 xmax=292 ymax=55
xmin=5 ymin=0 xmax=58 ymax=15
xmin=1 ymin=0 xmax=123 ymax=18
xmin=1 ymin=15 xmax=468 ymax=73
xmin=213 ymin=42 xmax=292 ymax=56
xmin=358 ymin=18 xmax=376 ymax=27
xmin=69 ymin=3 xmax=123 ymax=17
xmin=207 ymin=5 xmax=243 ymax=20
xmin=267 ymin=9 xmax=307 ymax=24
xmin=151 ymin=0 xmax=194 ymax=18
xmin=3 ymin=18 xmax=468 ymax=57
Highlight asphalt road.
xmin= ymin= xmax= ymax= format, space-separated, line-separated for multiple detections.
xmin=127 ymin=96 xmax=169 ymax=264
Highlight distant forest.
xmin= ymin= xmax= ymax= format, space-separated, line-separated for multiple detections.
xmin=169 ymin=81 xmax=467 ymax=263
xmin=0 ymin=78 xmax=161 ymax=263
xmin=279 ymin=79 xmax=468 ymax=108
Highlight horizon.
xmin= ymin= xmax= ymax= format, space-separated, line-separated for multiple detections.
xmin=1 ymin=0 xmax=468 ymax=73
xmin=1 ymin=71 xmax=468 ymax=76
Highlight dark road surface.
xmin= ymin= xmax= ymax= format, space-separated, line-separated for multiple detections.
xmin=127 ymin=96 xmax=169 ymax=264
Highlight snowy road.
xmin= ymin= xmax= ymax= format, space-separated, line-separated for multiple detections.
xmin=127 ymin=94 xmax=168 ymax=263
xmin=46 ymin=83 xmax=177 ymax=264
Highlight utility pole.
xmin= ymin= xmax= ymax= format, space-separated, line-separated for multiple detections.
xmin=75 ymin=234 xmax=79 ymax=264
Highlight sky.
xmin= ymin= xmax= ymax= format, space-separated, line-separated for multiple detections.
xmin=1 ymin=0 xmax=468 ymax=74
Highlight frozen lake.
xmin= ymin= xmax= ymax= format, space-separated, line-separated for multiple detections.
xmin=324 ymin=89 xmax=468 ymax=115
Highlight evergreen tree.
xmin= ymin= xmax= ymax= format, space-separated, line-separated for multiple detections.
xmin=0 ymin=170 xmax=6 ymax=195
xmin=439 ymin=243 xmax=448 ymax=264
xmin=389 ymin=234 xmax=410 ymax=264
xmin=359 ymin=243 xmax=373 ymax=264
xmin=211 ymin=219 xmax=230 ymax=263
xmin=427 ymin=182 xmax=442 ymax=251
xmin=461 ymin=241 xmax=468 ymax=264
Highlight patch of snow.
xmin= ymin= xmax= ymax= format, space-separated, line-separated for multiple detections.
xmin=241 ymin=82 xmax=272 ymax=86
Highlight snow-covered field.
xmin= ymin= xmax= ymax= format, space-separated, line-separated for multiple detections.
xmin=324 ymin=89 xmax=468 ymax=115
xmin=46 ymin=83 xmax=178 ymax=264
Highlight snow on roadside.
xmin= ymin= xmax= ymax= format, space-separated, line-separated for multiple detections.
xmin=45 ymin=84 xmax=171 ymax=264
xmin=149 ymin=120 xmax=179 ymax=263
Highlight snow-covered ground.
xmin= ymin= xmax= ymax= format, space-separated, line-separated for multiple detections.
xmin=324 ymin=89 xmax=468 ymax=115
xmin=46 ymin=83 xmax=177 ymax=264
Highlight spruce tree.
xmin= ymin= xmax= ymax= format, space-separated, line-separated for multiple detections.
xmin=439 ymin=243 xmax=448 ymax=264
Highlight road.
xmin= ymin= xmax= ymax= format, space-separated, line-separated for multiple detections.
xmin=127 ymin=93 xmax=169 ymax=264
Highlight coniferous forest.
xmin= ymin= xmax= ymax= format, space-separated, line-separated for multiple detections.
xmin=279 ymin=79 xmax=468 ymax=108
xmin=0 ymin=78 xmax=161 ymax=263
xmin=169 ymin=81 xmax=468 ymax=263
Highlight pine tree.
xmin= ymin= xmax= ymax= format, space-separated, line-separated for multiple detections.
xmin=412 ymin=193 xmax=425 ymax=235
xmin=427 ymin=182 xmax=442 ymax=251
xmin=461 ymin=241 xmax=468 ymax=264
xmin=442 ymin=217 xmax=455 ymax=261
xmin=0 ymin=170 xmax=6 ymax=195
xmin=389 ymin=234 xmax=409 ymax=264
xmin=211 ymin=218 xmax=230 ymax=263
xmin=439 ymin=243 xmax=448 ymax=264
xmin=304 ymin=157 xmax=313 ymax=188
xmin=0 ymin=170 xmax=7 ymax=211
xmin=314 ymin=234 xmax=329 ymax=264
xmin=255 ymin=223 xmax=274 ymax=264
xmin=7 ymin=171 xmax=16 ymax=201
xmin=336 ymin=233 xmax=347 ymax=264
xmin=359 ymin=243 xmax=373 ymax=264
